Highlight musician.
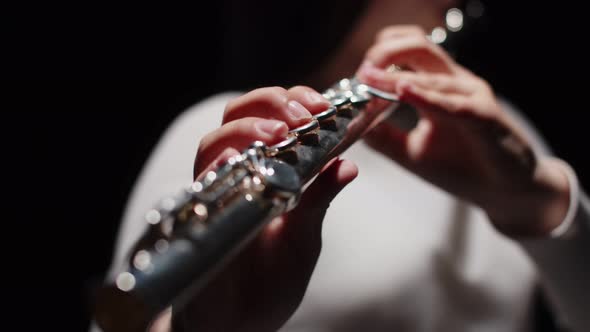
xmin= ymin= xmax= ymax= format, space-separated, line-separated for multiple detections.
xmin=95 ymin=1 xmax=589 ymax=331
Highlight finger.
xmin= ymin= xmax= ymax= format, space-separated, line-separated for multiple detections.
xmin=298 ymin=158 xmax=358 ymax=214
xmin=252 ymin=159 xmax=357 ymax=291
xmin=365 ymin=80 xmax=471 ymax=164
xmin=365 ymin=116 xmax=435 ymax=165
xmin=195 ymin=117 xmax=288 ymax=173
xmin=271 ymin=158 xmax=358 ymax=253
xmin=286 ymin=86 xmax=331 ymax=115
xmin=223 ymin=87 xmax=312 ymax=127
xmin=194 ymin=147 xmax=240 ymax=180
xmin=358 ymin=64 xmax=475 ymax=96
xmin=376 ymin=25 xmax=427 ymax=42
xmin=401 ymin=73 xmax=476 ymax=95
xmin=365 ymin=35 xmax=455 ymax=73
xmin=397 ymin=80 xmax=471 ymax=116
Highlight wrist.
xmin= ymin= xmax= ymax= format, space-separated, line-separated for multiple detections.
xmin=531 ymin=157 xmax=574 ymax=235
xmin=485 ymin=156 xmax=571 ymax=238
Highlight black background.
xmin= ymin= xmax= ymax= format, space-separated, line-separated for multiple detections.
xmin=3 ymin=1 xmax=587 ymax=330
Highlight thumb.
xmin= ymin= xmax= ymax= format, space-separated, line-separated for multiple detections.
xmin=302 ymin=158 xmax=358 ymax=209
xmin=284 ymin=158 xmax=358 ymax=242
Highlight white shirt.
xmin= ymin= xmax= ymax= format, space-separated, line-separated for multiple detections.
xmin=97 ymin=93 xmax=590 ymax=332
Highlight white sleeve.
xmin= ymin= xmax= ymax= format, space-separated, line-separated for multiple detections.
xmin=519 ymin=164 xmax=590 ymax=332
xmin=499 ymin=99 xmax=590 ymax=331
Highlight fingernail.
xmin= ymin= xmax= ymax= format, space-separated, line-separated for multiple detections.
xmin=255 ymin=120 xmax=287 ymax=136
xmin=305 ymin=90 xmax=328 ymax=105
xmin=287 ymin=100 xmax=312 ymax=120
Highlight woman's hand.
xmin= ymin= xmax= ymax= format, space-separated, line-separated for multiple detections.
xmin=168 ymin=86 xmax=358 ymax=332
xmin=356 ymin=25 xmax=571 ymax=238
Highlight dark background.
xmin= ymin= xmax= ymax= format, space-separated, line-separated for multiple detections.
xmin=3 ymin=1 xmax=587 ymax=331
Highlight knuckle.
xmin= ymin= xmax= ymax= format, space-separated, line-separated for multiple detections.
xmin=234 ymin=120 xmax=255 ymax=137
xmin=422 ymin=90 xmax=440 ymax=104
xmin=376 ymin=25 xmax=426 ymax=41
xmin=376 ymin=26 xmax=397 ymax=41
xmin=426 ymin=74 xmax=444 ymax=88
xmin=222 ymin=118 xmax=254 ymax=139
xmin=433 ymin=74 xmax=457 ymax=90
xmin=403 ymin=25 xmax=427 ymax=38
xmin=223 ymin=95 xmax=241 ymax=117
xmin=410 ymin=25 xmax=427 ymax=35
xmin=260 ymin=86 xmax=289 ymax=108
xmin=366 ymin=41 xmax=398 ymax=65
xmin=287 ymin=85 xmax=327 ymax=104
xmin=196 ymin=133 xmax=213 ymax=158
xmin=223 ymin=87 xmax=288 ymax=121
xmin=478 ymin=78 xmax=493 ymax=92
xmin=365 ymin=43 xmax=383 ymax=61
xmin=455 ymin=98 xmax=475 ymax=113
xmin=288 ymin=85 xmax=312 ymax=93
xmin=466 ymin=75 xmax=492 ymax=94
xmin=264 ymin=86 xmax=289 ymax=98
xmin=411 ymin=36 xmax=433 ymax=50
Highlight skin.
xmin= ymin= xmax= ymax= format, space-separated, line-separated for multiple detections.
xmin=355 ymin=26 xmax=570 ymax=237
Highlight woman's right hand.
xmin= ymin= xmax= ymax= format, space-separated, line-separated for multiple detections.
xmin=356 ymin=25 xmax=571 ymax=238
xmin=164 ymin=86 xmax=358 ymax=332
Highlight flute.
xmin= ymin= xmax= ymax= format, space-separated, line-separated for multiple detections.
xmin=94 ymin=5 xmax=482 ymax=331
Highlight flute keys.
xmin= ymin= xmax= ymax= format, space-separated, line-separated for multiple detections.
xmin=313 ymin=106 xmax=338 ymax=130
xmin=289 ymin=119 xmax=320 ymax=145
xmin=288 ymin=119 xmax=319 ymax=137
xmin=338 ymin=78 xmax=352 ymax=90
xmin=116 ymin=272 xmax=136 ymax=292
xmin=267 ymin=135 xmax=298 ymax=157
xmin=145 ymin=209 xmax=162 ymax=225
xmin=331 ymin=96 xmax=349 ymax=108
xmin=322 ymin=88 xmax=336 ymax=99
xmin=193 ymin=203 xmax=208 ymax=220
xmin=133 ymin=250 xmax=153 ymax=272
xmin=313 ymin=106 xmax=337 ymax=122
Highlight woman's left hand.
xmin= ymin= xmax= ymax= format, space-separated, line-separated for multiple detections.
xmin=356 ymin=25 xmax=571 ymax=238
